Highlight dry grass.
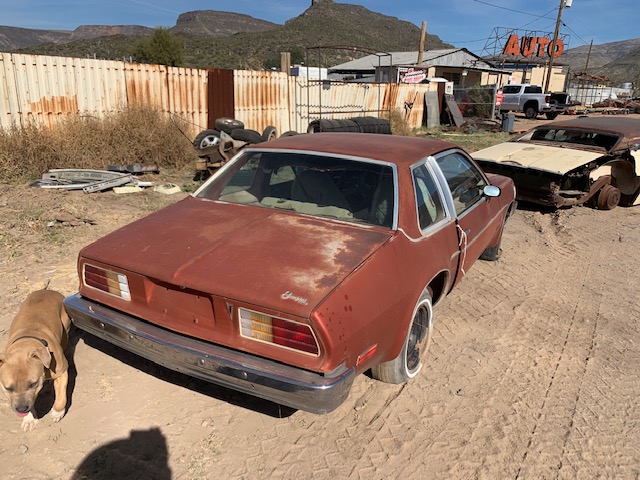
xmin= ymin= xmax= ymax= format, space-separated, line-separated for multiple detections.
xmin=0 ymin=105 xmax=199 ymax=183
xmin=384 ymin=109 xmax=414 ymax=136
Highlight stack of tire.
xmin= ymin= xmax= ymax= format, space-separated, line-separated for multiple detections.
xmin=307 ymin=116 xmax=392 ymax=134
xmin=193 ymin=117 xmax=278 ymax=151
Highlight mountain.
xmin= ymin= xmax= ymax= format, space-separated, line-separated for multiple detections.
xmin=562 ymin=38 xmax=640 ymax=84
xmin=4 ymin=0 xmax=449 ymax=70
xmin=0 ymin=25 xmax=153 ymax=50
xmin=170 ymin=10 xmax=278 ymax=36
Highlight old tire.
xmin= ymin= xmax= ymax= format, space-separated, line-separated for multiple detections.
xmin=280 ymin=130 xmax=299 ymax=137
xmin=524 ymin=104 xmax=538 ymax=119
xmin=480 ymin=227 xmax=503 ymax=261
xmin=545 ymin=112 xmax=559 ymax=120
xmin=193 ymin=129 xmax=220 ymax=150
xmin=215 ymin=117 xmax=244 ymax=134
xmin=262 ymin=126 xmax=278 ymax=141
xmin=231 ymin=128 xmax=264 ymax=144
xmin=371 ymin=291 xmax=433 ymax=384
xmin=597 ymin=184 xmax=621 ymax=210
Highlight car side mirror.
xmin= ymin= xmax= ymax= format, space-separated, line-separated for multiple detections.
xmin=631 ymin=143 xmax=640 ymax=151
xmin=483 ymin=185 xmax=501 ymax=198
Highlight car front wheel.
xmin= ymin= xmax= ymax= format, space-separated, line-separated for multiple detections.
xmin=371 ymin=290 xmax=433 ymax=384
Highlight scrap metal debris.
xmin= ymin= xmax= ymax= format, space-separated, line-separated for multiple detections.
xmin=30 ymin=169 xmax=155 ymax=193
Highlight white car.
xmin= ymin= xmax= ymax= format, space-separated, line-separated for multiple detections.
xmin=473 ymin=117 xmax=640 ymax=209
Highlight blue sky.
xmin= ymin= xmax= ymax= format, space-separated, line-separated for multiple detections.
xmin=1 ymin=0 xmax=637 ymax=54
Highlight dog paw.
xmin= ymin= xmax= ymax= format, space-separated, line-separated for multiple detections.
xmin=50 ymin=408 xmax=66 ymax=423
xmin=21 ymin=412 xmax=39 ymax=432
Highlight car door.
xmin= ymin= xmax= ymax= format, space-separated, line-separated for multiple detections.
xmin=433 ymin=150 xmax=499 ymax=275
xmin=500 ymin=85 xmax=521 ymax=111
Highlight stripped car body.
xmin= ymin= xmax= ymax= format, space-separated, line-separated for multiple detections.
xmin=64 ymin=133 xmax=515 ymax=413
xmin=472 ymin=117 xmax=640 ymax=209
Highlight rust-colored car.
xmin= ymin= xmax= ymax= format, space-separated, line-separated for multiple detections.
xmin=472 ymin=117 xmax=640 ymax=209
xmin=64 ymin=133 xmax=516 ymax=413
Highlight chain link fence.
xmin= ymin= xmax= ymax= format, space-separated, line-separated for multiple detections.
xmin=453 ymin=84 xmax=499 ymax=119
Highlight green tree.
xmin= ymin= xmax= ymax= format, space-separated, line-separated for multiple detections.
xmin=132 ymin=28 xmax=184 ymax=66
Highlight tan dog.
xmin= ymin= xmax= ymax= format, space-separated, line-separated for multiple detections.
xmin=0 ymin=289 xmax=71 ymax=431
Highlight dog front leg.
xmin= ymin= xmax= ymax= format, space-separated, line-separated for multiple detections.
xmin=50 ymin=370 xmax=68 ymax=423
xmin=51 ymin=371 xmax=69 ymax=422
xmin=21 ymin=410 xmax=39 ymax=432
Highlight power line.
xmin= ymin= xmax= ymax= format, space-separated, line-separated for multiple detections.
xmin=471 ymin=0 xmax=556 ymax=19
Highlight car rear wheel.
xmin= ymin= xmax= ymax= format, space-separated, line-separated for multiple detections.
xmin=371 ymin=291 xmax=433 ymax=384
xmin=597 ymin=184 xmax=621 ymax=210
xmin=524 ymin=105 xmax=538 ymax=119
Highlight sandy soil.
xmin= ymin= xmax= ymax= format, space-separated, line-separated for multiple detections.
xmin=1 ymin=126 xmax=639 ymax=479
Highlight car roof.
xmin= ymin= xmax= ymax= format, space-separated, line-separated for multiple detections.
xmin=249 ymin=132 xmax=459 ymax=167
xmin=541 ymin=117 xmax=640 ymax=143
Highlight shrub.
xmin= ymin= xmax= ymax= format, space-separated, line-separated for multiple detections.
xmin=0 ymin=105 xmax=198 ymax=183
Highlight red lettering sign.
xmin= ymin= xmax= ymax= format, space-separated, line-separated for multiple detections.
xmin=502 ymin=35 xmax=564 ymax=59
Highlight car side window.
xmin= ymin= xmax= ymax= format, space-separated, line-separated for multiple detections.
xmin=436 ymin=152 xmax=487 ymax=215
xmin=412 ymin=165 xmax=446 ymax=230
xmin=502 ymin=85 xmax=519 ymax=94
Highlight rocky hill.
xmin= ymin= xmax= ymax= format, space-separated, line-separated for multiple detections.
xmin=562 ymin=38 xmax=640 ymax=85
xmin=170 ymin=10 xmax=278 ymax=36
xmin=5 ymin=1 xmax=449 ymax=70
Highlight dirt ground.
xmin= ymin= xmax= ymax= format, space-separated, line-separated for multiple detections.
xmin=1 ymin=120 xmax=639 ymax=479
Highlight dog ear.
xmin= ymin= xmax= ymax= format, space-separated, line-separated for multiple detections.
xmin=31 ymin=346 xmax=51 ymax=369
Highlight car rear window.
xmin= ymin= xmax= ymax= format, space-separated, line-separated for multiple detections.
xmin=196 ymin=151 xmax=396 ymax=228
xmin=530 ymin=128 xmax=619 ymax=150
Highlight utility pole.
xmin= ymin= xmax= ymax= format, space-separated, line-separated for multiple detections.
xmin=417 ymin=21 xmax=427 ymax=66
xmin=584 ymin=39 xmax=593 ymax=73
xmin=544 ymin=0 xmax=571 ymax=92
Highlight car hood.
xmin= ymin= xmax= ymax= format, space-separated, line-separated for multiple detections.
xmin=473 ymin=142 xmax=602 ymax=175
xmin=80 ymin=196 xmax=393 ymax=317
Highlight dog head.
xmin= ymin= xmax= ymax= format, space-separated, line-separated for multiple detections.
xmin=0 ymin=342 xmax=50 ymax=416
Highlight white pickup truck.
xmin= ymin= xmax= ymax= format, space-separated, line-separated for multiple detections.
xmin=499 ymin=84 xmax=571 ymax=120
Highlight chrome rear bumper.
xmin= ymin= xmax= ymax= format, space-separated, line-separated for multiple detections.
xmin=64 ymin=293 xmax=354 ymax=414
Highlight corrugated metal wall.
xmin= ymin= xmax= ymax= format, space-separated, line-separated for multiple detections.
xmin=0 ymin=53 xmax=127 ymax=128
xmin=0 ymin=53 xmax=207 ymax=131
xmin=1 ymin=52 xmax=436 ymax=135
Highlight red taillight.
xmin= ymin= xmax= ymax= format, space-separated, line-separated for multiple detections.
xmin=272 ymin=318 xmax=318 ymax=354
xmin=239 ymin=308 xmax=319 ymax=356
xmin=545 ymin=95 xmax=551 ymax=103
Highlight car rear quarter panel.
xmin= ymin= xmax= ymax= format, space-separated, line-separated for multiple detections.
xmin=315 ymin=219 xmax=461 ymax=373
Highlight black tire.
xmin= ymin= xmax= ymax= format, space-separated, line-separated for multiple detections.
xmin=193 ymin=129 xmax=220 ymax=150
xmin=215 ymin=117 xmax=244 ymax=134
xmin=307 ymin=120 xmax=322 ymax=133
xmin=262 ymin=126 xmax=278 ymax=142
xmin=545 ymin=112 xmax=559 ymax=120
xmin=596 ymin=184 xmax=621 ymax=210
xmin=480 ymin=226 xmax=504 ymax=261
xmin=231 ymin=128 xmax=264 ymax=144
xmin=351 ymin=116 xmax=391 ymax=134
xmin=335 ymin=119 xmax=360 ymax=132
xmin=280 ymin=130 xmax=299 ymax=137
xmin=524 ymin=104 xmax=538 ymax=119
xmin=371 ymin=290 xmax=433 ymax=384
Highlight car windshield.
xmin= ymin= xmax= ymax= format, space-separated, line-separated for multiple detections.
xmin=527 ymin=128 xmax=619 ymax=150
xmin=195 ymin=150 xmax=396 ymax=228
